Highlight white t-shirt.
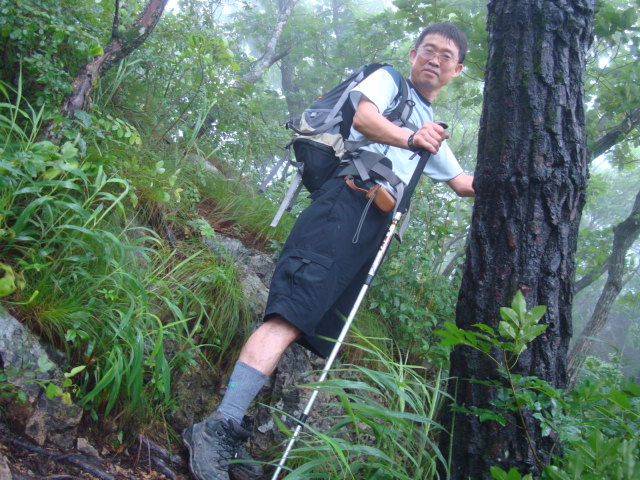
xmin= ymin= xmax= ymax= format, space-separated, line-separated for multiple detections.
xmin=348 ymin=68 xmax=463 ymax=185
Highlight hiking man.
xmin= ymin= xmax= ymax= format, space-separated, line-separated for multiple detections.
xmin=183 ymin=22 xmax=475 ymax=480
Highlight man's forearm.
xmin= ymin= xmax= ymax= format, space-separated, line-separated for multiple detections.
xmin=352 ymin=97 xmax=448 ymax=154
xmin=447 ymin=173 xmax=475 ymax=197
xmin=352 ymin=98 xmax=412 ymax=148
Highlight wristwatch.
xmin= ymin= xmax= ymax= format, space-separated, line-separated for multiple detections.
xmin=407 ymin=132 xmax=419 ymax=152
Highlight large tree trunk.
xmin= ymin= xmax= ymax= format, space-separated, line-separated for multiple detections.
xmin=567 ymin=187 xmax=640 ymax=385
xmin=61 ymin=0 xmax=169 ymax=117
xmin=441 ymin=1 xmax=594 ymax=478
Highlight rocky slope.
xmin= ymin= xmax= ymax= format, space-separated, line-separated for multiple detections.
xmin=0 ymin=234 xmax=338 ymax=479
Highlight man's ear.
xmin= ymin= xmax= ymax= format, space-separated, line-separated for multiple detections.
xmin=452 ymin=63 xmax=464 ymax=78
xmin=409 ymin=48 xmax=417 ymax=64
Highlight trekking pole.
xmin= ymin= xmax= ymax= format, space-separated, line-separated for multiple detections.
xmin=271 ymin=126 xmax=445 ymax=480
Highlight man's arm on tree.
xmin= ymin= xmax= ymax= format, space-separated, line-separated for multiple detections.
xmin=352 ymin=97 xmax=447 ymax=154
xmin=447 ymin=172 xmax=475 ymax=197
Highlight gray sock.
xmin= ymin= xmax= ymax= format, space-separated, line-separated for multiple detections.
xmin=214 ymin=361 xmax=268 ymax=425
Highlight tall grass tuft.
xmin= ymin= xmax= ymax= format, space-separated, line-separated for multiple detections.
xmin=275 ymin=331 xmax=449 ymax=480
xmin=0 ymin=80 xmax=250 ymax=421
xmin=181 ymin=159 xmax=294 ymax=248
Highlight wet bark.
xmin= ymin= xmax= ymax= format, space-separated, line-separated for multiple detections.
xmin=567 ymin=187 xmax=640 ymax=386
xmin=441 ymin=1 xmax=594 ymax=478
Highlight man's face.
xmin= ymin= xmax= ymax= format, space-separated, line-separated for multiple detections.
xmin=409 ymin=33 xmax=463 ymax=101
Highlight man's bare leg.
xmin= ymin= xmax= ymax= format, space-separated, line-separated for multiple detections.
xmin=182 ymin=316 xmax=302 ymax=480
xmin=239 ymin=316 xmax=301 ymax=376
xmin=212 ymin=316 xmax=300 ymax=424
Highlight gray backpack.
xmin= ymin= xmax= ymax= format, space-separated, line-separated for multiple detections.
xmin=260 ymin=63 xmax=417 ymax=226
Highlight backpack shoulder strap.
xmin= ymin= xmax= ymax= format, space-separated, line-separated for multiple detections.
xmin=379 ymin=66 xmax=416 ymax=131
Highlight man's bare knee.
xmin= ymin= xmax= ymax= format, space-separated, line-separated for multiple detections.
xmin=261 ymin=316 xmax=301 ymax=343
xmin=238 ymin=316 xmax=301 ymax=375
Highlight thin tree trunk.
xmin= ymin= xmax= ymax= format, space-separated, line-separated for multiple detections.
xmin=441 ymin=1 xmax=594 ymax=478
xmin=573 ymin=257 xmax=609 ymax=293
xmin=280 ymin=54 xmax=305 ymax=118
xmin=573 ymin=104 xmax=640 ymax=292
xmin=242 ymin=0 xmax=297 ymax=85
xmin=61 ymin=0 xmax=169 ymax=117
xmin=567 ymin=187 xmax=640 ymax=386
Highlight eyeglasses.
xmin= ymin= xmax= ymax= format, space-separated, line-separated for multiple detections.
xmin=417 ymin=47 xmax=457 ymax=65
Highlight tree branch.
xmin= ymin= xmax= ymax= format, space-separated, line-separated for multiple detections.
xmin=242 ymin=0 xmax=297 ymax=85
xmin=60 ymin=0 xmax=169 ymax=117
xmin=588 ymin=104 xmax=640 ymax=161
xmin=112 ymin=0 xmax=120 ymax=40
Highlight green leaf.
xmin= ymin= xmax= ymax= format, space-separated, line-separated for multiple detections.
xmin=490 ymin=466 xmax=508 ymax=480
xmin=512 ymin=290 xmax=527 ymax=317
xmin=37 ymin=354 xmax=55 ymax=373
xmin=609 ymin=389 xmax=632 ymax=409
xmin=498 ymin=321 xmax=517 ymax=340
xmin=45 ymin=382 xmax=62 ymax=399
xmin=0 ymin=263 xmax=17 ymax=297
xmin=521 ymin=324 xmax=548 ymax=343
xmin=622 ymin=381 xmax=640 ymax=397
xmin=472 ymin=323 xmax=496 ymax=335
xmin=88 ymin=45 xmax=104 ymax=56
xmin=65 ymin=365 xmax=86 ymax=378
xmin=60 ymin=142 xmax=78 ymax=160
xmin=525 ymin=305 xmax=547 ymax=324
xmin=499 ymin=307 xmax=519 ymax=325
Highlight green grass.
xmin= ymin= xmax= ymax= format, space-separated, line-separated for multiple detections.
xmin=0 ymin=80 xmax=253 ymax=422
xmin=273 ymin=332 xmax=449 ymax=480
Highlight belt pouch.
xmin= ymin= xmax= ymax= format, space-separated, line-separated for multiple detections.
xmin=366 ymin=184 xmax=396 ymax=214
xmin=345 ymin=176 xmax=396 ymax=214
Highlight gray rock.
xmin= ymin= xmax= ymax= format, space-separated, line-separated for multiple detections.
xmin=0 ymin=311 xmax=82 ymax=449
xmin=186 ymin=154 xmax=221 ymax=176
xmin=77 ymin=437 xmax=100 ymax=457
xmin=0 ymin=453 xmax=12 ymax=480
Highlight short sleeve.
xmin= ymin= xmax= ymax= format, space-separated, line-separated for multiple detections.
xmin=349 ymin=68 xmax=400 ymax=115
xmin=424 ymin=141 xmax=463 ymax=182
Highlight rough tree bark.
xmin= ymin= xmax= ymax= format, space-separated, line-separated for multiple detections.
xmin=441 ymin=1 xmax=594 ymax=478
xmin=241 ymin=0 xmax=297 ymax=85
xmin=61 ymin=0 xmax=169 ymax=117
xmin=567 ymin=187 xmax=640 ymax=385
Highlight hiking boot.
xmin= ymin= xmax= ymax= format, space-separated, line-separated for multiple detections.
xmin=228 ymin=417 xmax=263 ymax=480
xmin=229 ymin=444 xmax=264 ymax=480
xmin=183 ymin=414 xmax=250 ymax=480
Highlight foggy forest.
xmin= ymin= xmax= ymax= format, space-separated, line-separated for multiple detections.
xmin=0 ymin=0 xmax=639 ymax=479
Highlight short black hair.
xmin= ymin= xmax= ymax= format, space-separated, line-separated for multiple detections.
xmin=414 ymin=22 xmax=468 ymax=64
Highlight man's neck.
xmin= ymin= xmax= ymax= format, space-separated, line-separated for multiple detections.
xmin=408 ymin=78 xmax=436 ymax=104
